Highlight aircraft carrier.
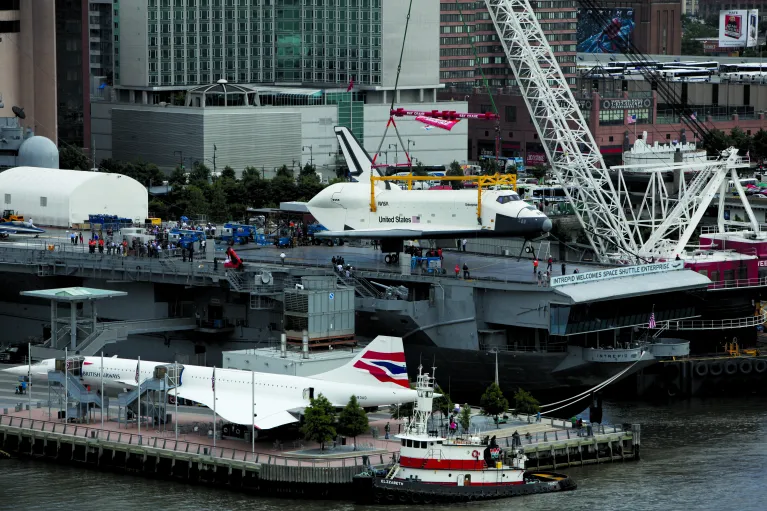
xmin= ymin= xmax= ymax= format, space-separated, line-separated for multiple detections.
xmin=1 ymin=230 xmax=754 ymax=409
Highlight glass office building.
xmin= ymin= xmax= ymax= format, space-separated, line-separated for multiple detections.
xmin=117 ymin=0 xmax=384 ymax=88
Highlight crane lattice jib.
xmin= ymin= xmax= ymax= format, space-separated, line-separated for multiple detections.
xmin=484 ymin=0 xmax=639 ymax=262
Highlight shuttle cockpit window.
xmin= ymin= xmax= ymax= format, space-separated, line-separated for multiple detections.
xmin=496 ymin=194 xmax=521 ymax=204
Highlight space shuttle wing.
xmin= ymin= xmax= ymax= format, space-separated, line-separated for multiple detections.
xmin=174 ymin=386 xmax=302 ymax=429
xmin=315 ymin=226 xmax=479 ymax=239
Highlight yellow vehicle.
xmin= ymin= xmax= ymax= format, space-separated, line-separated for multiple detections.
xmin=144 ymin=217 xmax=162 ymax=226
xmin=1 ymin=209 xmax=24 ymax=222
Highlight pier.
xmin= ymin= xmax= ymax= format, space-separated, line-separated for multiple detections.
xmin=0 ymin=399 xmax=640 ymax=499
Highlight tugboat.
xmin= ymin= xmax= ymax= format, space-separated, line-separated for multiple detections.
xmin=353 ymin=367 xmax=577 ymax=504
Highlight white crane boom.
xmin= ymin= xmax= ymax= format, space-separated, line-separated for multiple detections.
xmin=484 ymin=0 xmax=640 ymax=262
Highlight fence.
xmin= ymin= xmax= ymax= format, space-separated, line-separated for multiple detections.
xmin=0 ymin=414 xmax=395 ymax=468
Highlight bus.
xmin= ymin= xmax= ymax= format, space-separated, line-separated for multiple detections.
xmin=660 ymin=61 xmax=719 ymax=72
xmin=719 ymin=63 xmax=767 ymax=74
xmin=720 ymin=71 xmax=767 ymax=83
xmin=655 ymin=68 xmax=712 ymax=82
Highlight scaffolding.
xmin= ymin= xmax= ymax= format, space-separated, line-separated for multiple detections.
xmin=117 ymin=364 xmax=182 ymax=433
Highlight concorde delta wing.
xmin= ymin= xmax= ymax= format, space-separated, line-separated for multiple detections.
xmin=174 ymin=386 xmax=301 ymax=429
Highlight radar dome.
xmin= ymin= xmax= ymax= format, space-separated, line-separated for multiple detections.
xmin=17 ymin=136 xmax=60 ymax=169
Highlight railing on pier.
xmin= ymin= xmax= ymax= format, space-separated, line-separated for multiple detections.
xmin=644 ymin=309 xmax=767 ymax=331
xmin=0 ymin=414 xmax=396 ymax=469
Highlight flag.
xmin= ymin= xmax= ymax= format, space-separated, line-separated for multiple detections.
xmin=648 ymin=311 xmax=656 ymax=329
xmin=412 ymin=216 xmax=420 ymax=224
xmin=212 ymin=366 xmax=216 ymax=392
xmin=627 ymin=114 xmax=637 ymax=124
xmin=346 ymin=77 xmax=354 ymax=92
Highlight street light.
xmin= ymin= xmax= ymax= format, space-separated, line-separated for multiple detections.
xmin=406 ymin=139 xmax=415 ymax=167
xmin=173 ymin=150 xmax=184 ymax=169
xmin=302 ymin=145 xmax=314 ymax=168
xmin=388 ymin=143 xmax=398 ymax=166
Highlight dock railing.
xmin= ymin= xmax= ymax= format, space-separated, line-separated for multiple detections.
xmin=0 ymin=414 xmax=396 ymax=468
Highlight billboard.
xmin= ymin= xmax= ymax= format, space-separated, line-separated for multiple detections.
xmin=719 ymin=10 xmax=759 ymax=48
xmin=577 ymin=8 xmax=635 ymax=54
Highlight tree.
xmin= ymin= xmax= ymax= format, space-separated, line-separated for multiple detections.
xmin=208 ymin=180 xmax=229 ymax=222
xmin=221 ymin=165 xmax=236 ymax=180
xmin=411 ymin=161 xmax=429 ymax=177
xmin=268 ymin=176 xmax=298 ymax=206
xmin=481 ymin=158 xmax=500 ymax=175
xmin=188 ymin=162 xmax=211 ymax=187
xmin=99 ymin=158 xmax=125 ymax=174
xmin=513 ymin=388 xmax=540 ymax=416
xmin=479 ymin=382 xmax=509 ymax=428
xmin=59 ymin=146 xmax=89 ymax=170
xmin=169 ymin=165 xmax=187 ymax=187
xmin=432 ymin=384 xmax=453 ymax=418
xmin=681 ymin=17 xmax=718 ymax=56
xmin=301 ymin=394 xmax=336 ymax=451
xmin=703 ymin=129 xmax=732 ymax=157
xmin=446 ymin=160 xmax=464 ymax=190
xmin=458 ymin=403 xmax=472 ymax=434
xmin=300 ymin=162 xmax=317 ymax=178
xmin=337 ymin=395 xmax=369 ymax=449
xmin=752 ymin=128 xmax=767 ymax=162
xmin=276 ymin=164 xmax=294 ymax=179
xmin=530 ymin=165 xmax=547 ymax=182
xmin=729 ymin=127 xmax=752 ymax=156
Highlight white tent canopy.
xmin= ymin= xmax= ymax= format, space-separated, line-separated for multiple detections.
xmin=0 ymin=167 xmax=148 ymax=227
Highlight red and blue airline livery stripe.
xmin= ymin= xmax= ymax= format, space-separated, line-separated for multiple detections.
xmin=355 ymin=350 xmax=409 ymax=388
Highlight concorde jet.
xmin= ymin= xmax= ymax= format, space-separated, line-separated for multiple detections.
xmin=307 ymin=127 xmax=552 ymax=262
xmin=4 ymin=336 xmax=416 ymax=431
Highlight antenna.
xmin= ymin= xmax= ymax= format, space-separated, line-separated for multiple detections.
xmin=12 ymin=106 xmax=26 ymax=119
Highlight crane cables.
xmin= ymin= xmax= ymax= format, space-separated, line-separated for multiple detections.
xmin=372 ymin=0 xmax=415 ymax=167
xmin=578 ymin=0 xmax=715 ymax=144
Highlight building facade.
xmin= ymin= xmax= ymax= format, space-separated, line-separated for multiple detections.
xmin=439 ymin=0 xmax=578 ymax=90
xmin=699 ymin=1 xmax=767 ymax=19
xmin=0 ymin=0 xmax=58 ymax=144
xmin=115 ymin=0 xmax=438 ymax=90
xmin=443 ymin=78 xmax=767 ymax=166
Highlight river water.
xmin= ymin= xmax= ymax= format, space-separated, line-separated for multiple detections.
xmin=1 ymin=397 xmax=765 ymax=511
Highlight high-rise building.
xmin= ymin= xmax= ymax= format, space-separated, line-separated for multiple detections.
xmin=439 ymin=0 xmax=578 ymax=90
xmin=0 ymin=0 xmax=58 ymax=144
xmin=88 ymin=0 xmax=114 ymax=87
xmin=115 ymin=0 xmax=438 ymax=90
xmin=699 ymin=1 xmax=767 ymax=19
xmin=56 ymin=0 xmax=90 ymax=149
xmin=591 ymin=1 xmax=682 ymax=56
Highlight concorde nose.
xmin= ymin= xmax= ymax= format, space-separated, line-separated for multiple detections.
xmin=542 ymin=218 xmax=553 ymax=232
xmin=3 ymin=365 xmax=29 ymax=376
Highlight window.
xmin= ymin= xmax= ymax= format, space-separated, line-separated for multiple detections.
xmin=505 ymin=106 xmax=517 ymax=123
xmin=4 ymin=194 xmax=9 ymax=204
xmin=40 ymin=197 xmax=47 ymax=207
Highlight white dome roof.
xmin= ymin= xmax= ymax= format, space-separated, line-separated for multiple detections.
xmin=17 ymin=136 xmax=59 ymax=169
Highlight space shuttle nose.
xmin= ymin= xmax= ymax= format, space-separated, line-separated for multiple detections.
xmin=542 ymin=218 xmax=553 ymax=232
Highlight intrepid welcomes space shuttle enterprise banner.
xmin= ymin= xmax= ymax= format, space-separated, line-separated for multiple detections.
xmin=719 ymin=10 xmax=759 ymax=48
xmin=551 ymin=261 xmax=685 ymax=287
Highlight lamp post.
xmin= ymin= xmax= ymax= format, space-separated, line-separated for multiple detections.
xmin=406 ymin=139 xmax=415 ymax=168
xmin=173 ymin=150 xmax=184 ymax=170
xmin=213 ymin=144 xmax=217 ymax=173
xmin=302 ymin=145 xmax=314 ymax=168
xmin=389 ymin=143 xmax=398 ymax=166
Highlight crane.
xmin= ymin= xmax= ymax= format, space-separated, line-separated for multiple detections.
xmin=483 ymin=0 xmax=754 ymax=263
xmin=483 ymin=0 xmax=640 ymax=263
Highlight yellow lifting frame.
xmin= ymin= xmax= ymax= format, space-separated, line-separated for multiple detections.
xmin=369 ymin=173 xmax=517 ymax=220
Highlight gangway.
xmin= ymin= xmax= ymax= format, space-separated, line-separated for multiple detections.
xmin=46 ymin=356 xmax=103 ymax=422
xmin=117 ymin=363 xmax=183 ymax=431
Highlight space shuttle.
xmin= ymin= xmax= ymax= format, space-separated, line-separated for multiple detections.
xmin=4 ymin=336 xmax=416 ymax=431
xmin=307 ymin=127 xmax=552 ymax=259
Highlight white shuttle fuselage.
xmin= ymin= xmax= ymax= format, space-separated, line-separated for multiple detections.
xmin=308 ymin=182 xmax=552 ymax=239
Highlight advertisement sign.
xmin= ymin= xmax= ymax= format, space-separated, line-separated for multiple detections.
xmin=577 ymin=8 xmax=635 ymax=54
xmin=718 ymin=10 xmax=759 ymax=48
xmin=525 ymin=151 xmax=547 ymax=166
xmin=551 ymin=261 xmax=685 ymax=288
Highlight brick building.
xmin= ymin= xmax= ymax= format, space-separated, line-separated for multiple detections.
xmin=586 ymin=1 xmax=682 ymax=55
xmin=439 ymin=0 xmax=577 ymax=90
xmin=443 ymin=78 xmax=767 ymax=165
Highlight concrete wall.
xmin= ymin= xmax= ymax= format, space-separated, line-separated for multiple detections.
xmin=112 ymin=108 xmax=204 ymax=168
xmin=117 ymin=0 xmax=148 ymax=87
xmin=91 ymin=102 xmax=114 ymax=161
xmin=382 ymin=0 xmax=440 ymax=88
xmin=202 ymin=109 xmax=302 ymax=173
xmin=80 ymin=280 xmax=168 ymax=320
xmin=364 ymin=101 xmax=468 ymax=166
xmin=0 ymin=1 xmax=58 ymax=144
